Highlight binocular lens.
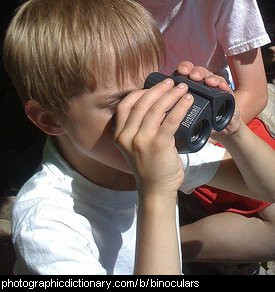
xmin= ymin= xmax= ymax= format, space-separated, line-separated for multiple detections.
xmin=190 ymin=119 xmax=210 ymax=149
xmin=215 ymin=100 xmax=233 ymax=128
xmin=215 ymin=103 xmax=226 ymax=123
xmin=191 ymin=122 xmax=203 ymax=144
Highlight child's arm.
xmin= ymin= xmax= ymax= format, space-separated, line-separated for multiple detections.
xmin=114 ymin=78 xmax=194 ymax=274
xmin=227 ymin=48 xmax=268 ymax=123
xmin=209 ymin=120 xmax=275 ymax=202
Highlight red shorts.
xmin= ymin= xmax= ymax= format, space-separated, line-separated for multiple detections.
xmin=194 ymin=118 xmax=275 ymax=215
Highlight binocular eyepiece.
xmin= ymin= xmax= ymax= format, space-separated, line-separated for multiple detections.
xmin=144 ymin=72 xmax=235 ymax=153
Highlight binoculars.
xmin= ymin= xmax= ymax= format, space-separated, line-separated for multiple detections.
xmin=144 ymin=72 xmax=235 ymax=153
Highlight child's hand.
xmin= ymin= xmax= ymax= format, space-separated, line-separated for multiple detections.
xmin=114 ymin=78 xmax=194 ymax=198
xmin=177 ymin=61 xmax=230 ymax=91
xmin=177 ymin=61 xmax=242 ymax=139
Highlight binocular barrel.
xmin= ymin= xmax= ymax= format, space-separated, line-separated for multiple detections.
xmin=144 ymin=72 xmax=235 ymax=153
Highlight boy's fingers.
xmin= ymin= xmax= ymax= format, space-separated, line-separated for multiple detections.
xmin=177 ymin=61 xmax=194 ymax=75
xmin=114 ymin=89 xmax=145 ymax=137
xmin=204 ymin=75 xmax=231 ymax=92
xmin=159 ymin=93 xmax=194 ymax=138
xmin=116 ymin=78 xmax=175 ymax=138
xmin=177 ymin=61 xmax=231 ymax=92
xmin=138 ymin=83 xmax=189 ymax=134
xmin=188 ymin=66 xmax=214 ymax=81
xmin=178 ymin=63 xmax=216 ymax=82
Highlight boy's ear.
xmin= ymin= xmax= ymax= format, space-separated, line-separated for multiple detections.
xmin=24 ymin=100 xmax=64 ymax=136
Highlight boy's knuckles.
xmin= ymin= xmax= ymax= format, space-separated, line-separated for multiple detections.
xmin=207 ymin=75 xmax=222 ymax=84
xmin=178 ymin=61 xmax=194 ymax=72
xmin=132 ymin=134 xmax=147 ymax=151
xmin=116 ymin=102 xmax=129 ymax=115
xmin=150 ymin=137 xmax=169 ymax=152
xmin=114 ymin=132 xmax=129 ymax=147
xmin=148 ymin=103 xmax=164 ymax=115
xmin=165 ymin=113 xmax=182 ymax=125
xmin=131 ymin=98 xmax=148 ymax=112
xmin=116 ymin=90 xmax=144 ymax=113
xmin=217 ymin=75 xmax=226 ymax=83
xmin=191 ymin=66 xmax=208 ymax=77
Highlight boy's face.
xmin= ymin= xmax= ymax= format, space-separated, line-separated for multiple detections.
xmin=57 ymin=75 xmax=147 ymax=178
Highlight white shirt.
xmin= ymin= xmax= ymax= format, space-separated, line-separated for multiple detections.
xmin=136 ymin=0 xmax=270 ymax=81
xmin=12 ymin=138 xmax=225 ymax=275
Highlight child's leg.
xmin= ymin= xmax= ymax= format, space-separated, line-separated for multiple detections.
xmin=180 ymin=203 xmax=275 ymax=263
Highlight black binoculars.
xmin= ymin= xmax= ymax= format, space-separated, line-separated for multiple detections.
xmin=144 ymin=72 xmax=235 ymax=153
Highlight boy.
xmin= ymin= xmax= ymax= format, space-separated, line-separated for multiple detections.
xmin=3 ymin=0 xmax=275 ymax=275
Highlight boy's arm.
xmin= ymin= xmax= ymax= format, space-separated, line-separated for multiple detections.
xmin=135 ymin=194 xmax=180 ymax=275
xmin=208 ymin=121 xmax=275 ymax=202
xmin=114 ymin=78 xmax=194 ymax=274
xmin=227 ymin=48 xmax=268 ymax=123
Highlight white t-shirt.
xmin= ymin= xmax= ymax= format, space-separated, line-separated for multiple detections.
xmin=137 ymin=0 xmax=270 ymax=81
xmin=12 ymin=138 xmax=225 ymax=275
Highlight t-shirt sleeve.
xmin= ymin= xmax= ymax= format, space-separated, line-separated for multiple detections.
xmin=216 ymin=0 xmax=271 ymax=56
xmin=179 ymin=143 xmax=226 ymax=194
xmin=12 ymin=200 xmax=107 ymax=275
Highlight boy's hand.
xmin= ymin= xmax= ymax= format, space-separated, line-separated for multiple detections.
xmin=177 ymin=61 xmax=230 ymax=91
xmin=114 ymin=78 xmax=193 ymax=198
xmin=177 ymin=61 xmax=242 ymax=138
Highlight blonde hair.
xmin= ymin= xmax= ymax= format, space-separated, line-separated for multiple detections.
xmin=3 ymin=0 xmax=163 ymax=117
